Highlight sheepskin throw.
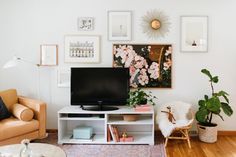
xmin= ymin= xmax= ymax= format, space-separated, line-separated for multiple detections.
xmin=157 ymin=101 xmax=193 ymax=137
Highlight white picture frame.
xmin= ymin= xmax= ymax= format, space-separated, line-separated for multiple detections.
xmin=40 ymin=44 xmax=58 ymax=66
xmin=181 ymin=16 xmax=208 ymax=52
xmin=64 ymin=35 xmax=100 ymax=63
xmin=78 ymin=17 xmax=94 ymax=31
xmin=57 ymin=68 xmax=70 ymax=88
xmin=108 ymin=11 xmax=132 ymax=41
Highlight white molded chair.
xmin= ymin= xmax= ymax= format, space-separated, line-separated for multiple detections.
xmin=157 ymin=101 xmax=194 ymax=148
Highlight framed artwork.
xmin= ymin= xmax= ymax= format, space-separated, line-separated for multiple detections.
xmin=78 ymin=17 xmax=94 ymax=31
xmin=108 ymin=11 xmax=132 ymax=41
xmin=64 ymin=35 xmax=100 ymax=63
xmin=181 ymin=16 xmax=208 ymax=52
xmin=57 ymin=68 xmax=70 ymax=88
xmin=40 ymin=44 xmax=58 ymax=66
xmin=113 ymin=44 xmax=172 ymax=88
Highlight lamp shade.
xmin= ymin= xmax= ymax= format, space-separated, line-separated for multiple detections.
xmin=3 ymin=56 xmax=20 ymax=69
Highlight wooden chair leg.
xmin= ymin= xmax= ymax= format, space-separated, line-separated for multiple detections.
xmin=185 ymin=129 xmax=191 ymax=148
xmin=165 ymin=137 xmax=169 ymax=147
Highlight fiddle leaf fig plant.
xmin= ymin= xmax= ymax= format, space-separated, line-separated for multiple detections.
xmin=127 ymin=88 xmax=157 ymax=108
xmin=195 ymin=69 xmax=233 ymax=126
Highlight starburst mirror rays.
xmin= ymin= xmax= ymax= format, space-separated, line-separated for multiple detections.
xmin=141 ymin=10 xmax=171 ymax=39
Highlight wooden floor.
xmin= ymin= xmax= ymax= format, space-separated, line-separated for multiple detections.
xmin=166 ymin=135 xmax=236 ymax=157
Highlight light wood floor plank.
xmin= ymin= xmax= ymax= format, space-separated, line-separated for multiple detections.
xmin=166 ymin=136 xmax=236 ymax=157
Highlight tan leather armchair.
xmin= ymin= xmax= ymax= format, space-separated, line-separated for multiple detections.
xmin=0 ymin=89 xmax=46 ymax=146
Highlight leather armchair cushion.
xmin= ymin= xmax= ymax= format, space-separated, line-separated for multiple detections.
xmin=11 ymin=103 xmax=34 ymax=121
xmin=0 ymin=117 xmax=39 ymax=140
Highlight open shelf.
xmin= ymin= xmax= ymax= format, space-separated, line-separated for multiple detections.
xmin=60 ymin=133 xmax=105 ymax=144
xmin=59 ymin=117 xmax=105 ymax=121
xmin=108 ymin=116 xmax=152 ymax=125
xmin=108 ymin=133 xmax=153 ymax=144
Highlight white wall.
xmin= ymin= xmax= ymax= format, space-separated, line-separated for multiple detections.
xmin=0 ymin=0 xmax=236 ymax=130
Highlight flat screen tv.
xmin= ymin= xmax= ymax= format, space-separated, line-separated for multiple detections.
xmin=71 ymin=67 xmax=130 ymax=111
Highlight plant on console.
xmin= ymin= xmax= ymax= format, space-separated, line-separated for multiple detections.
xmin=127 ymin=88 xmax=157 ymax=108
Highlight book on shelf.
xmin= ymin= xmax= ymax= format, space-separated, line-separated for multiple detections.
xmin=113 ymin=126 xmax=120 ymax=142
xmin=107 ymin=127 xmax=111 ymax=142
xmin=108 ymin=125 xmax=120 ymax=142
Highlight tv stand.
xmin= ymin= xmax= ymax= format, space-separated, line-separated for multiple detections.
xmin=58 ymin=106 xmax=155 ymax=145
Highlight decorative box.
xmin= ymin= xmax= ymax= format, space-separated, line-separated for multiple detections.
xmin=135 ymin=104 xmax=152 ymax=112
xmin=119 ymin=136 xmax=134 ymax=142
xmin=73 ymin=126 xmax=93 ymax=139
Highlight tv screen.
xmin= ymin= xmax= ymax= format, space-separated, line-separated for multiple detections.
xmin=71 ymin=67 xmax=130 ymax=107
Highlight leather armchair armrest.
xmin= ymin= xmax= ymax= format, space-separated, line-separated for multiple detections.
xmin=18 ymin=96 xmax=46 ymax=138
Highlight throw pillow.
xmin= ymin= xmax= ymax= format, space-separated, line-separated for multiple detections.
xmin=0 ymin=97 xmax=11 ymax=120
xmin=11 ymin=103 xmax=34 ymax=121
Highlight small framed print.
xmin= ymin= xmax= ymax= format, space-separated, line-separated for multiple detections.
xmin=108 ymin=11 xmax=132 ymax=41
xmin=78 ymin=17 xmax=94 ymax=31
xmin=64 ymin=35 xmax=100 ymax=63
xmin=57 ymin=68 xmax=70 ymax=88
xmin=40 ymin=44 xmax=58 ymax=66
xmin=181 ymin=16 xmax=208 ymax=52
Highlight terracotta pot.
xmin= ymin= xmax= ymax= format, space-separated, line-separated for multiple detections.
xmin=197 ymin=123 xmax=218 ymax=143
xmin=123 ymin=114 xmax=138 ymax=121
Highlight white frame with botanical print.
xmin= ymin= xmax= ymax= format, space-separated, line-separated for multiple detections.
xmin=108 ymin=11 xmax=132 ymax=41
xmin=64 ymin=35 xmax=100 ymax=63
xmin=181 ymin=16 xmax=208 ymax=52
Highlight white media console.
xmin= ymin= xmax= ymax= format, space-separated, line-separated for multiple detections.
xmin=58 ymin=106 xmax=155 ymax=145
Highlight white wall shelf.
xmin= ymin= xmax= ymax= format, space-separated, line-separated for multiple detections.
xmin=58 ymin=106 xmax=155 ymax=145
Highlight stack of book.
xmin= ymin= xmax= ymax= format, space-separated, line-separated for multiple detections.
xmin=107 ymin=125 xmax=134 ymax=142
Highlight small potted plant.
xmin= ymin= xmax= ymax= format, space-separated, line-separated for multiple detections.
xmin=196 ymin=69 xmax=233 ymax=143
xmin=124 ymin=88 xmax=157 ymax=121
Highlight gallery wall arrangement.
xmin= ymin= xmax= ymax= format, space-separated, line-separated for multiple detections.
xmin=48 ymin=9 xmax=208 ymax=89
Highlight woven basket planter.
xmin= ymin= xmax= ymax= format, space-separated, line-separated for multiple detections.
xmin=197 ymin=123 xmax=218 ymax=143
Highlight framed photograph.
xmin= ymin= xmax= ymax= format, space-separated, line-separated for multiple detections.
xmin=40 ymin=44 xmax=58 ymax=66
xmin=64 ymin=35 xmax=100 ymax=63
xmin=181 ymin=16 xmax=208 ymax=52
xmin=113 ymin=44 xmax=172 ymax=88
xmin=57 ymin=68 xmax=70 ymax=88
xmin=108 ymin=11 xmax=132 ymax=41
xmin=78 ymin=17 xmax=94 ymax=31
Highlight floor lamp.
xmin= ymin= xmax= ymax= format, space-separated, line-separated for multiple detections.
xmin=3 ymin=56 xmax=41 ymax=100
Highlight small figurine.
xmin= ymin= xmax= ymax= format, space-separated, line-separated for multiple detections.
xmin=122 ymin=131 xmax=128 ymax=139
xmin=192 ymin=40 xmax=197 ymax=46
xmin=161 ymin=106 xmax=176 ymax=124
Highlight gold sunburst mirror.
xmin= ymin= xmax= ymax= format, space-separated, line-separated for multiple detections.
xmin=141 ymin=10 xmax=170 ymax=39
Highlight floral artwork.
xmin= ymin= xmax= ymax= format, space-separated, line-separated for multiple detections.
xmin=113 ymin=44 xmax=172 ymax=88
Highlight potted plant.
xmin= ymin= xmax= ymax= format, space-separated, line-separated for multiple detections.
xmin=195 ymin=69 xmax=233 ymax=143
xmin=124 ymin=88 xmax=157 ymax=121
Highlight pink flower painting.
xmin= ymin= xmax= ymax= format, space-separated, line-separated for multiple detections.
xmin=113 ymin=44 xmax=172 ymax=88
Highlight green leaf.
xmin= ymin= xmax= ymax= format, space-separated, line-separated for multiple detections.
xmin=204 ymin=95 xmax=209 ymax=100
xmin=198 ymin=100 xmax=205 ymax=107
xmin=201 ymin=69 xmax=212 ymax=80
xmin=217 ymin=90 xmax=229 ymax=103
xmin=212 ymin=76 xmax=219 ymax=83
xmin=196 ymin=108 xmax=209 ymax=123
xmin=206 ymin=97 xmax=221 ymax=112
xmin=221 ymin=102 xmax=233 ymax=116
